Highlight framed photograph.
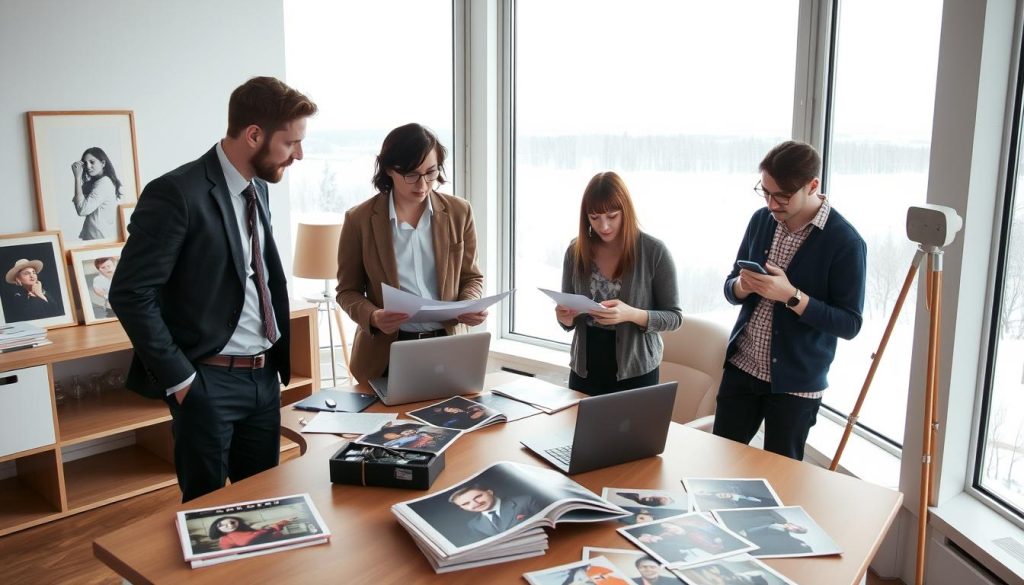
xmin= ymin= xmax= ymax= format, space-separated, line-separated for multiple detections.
xmin=69 ymin=244 xmax=124 ymax=325
xmin=0 ymin=231 xmax=76 ymax=329
xmin=27 ymin=110 xmax=141 ymax=249
xmin=118 ymin=203 xmax=135 ymax=241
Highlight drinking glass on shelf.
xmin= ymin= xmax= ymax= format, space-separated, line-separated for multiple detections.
xmin=69 ymin=375 xmax=86 ymax=402
xmin=88 ymin=373 xmax=103 ymax=399
xmin=103 ymin=368 xmax=127 ymax=392
xmin=53 ymin=381 xmax=67 ymax=409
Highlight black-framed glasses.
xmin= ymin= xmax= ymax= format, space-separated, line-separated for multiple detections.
xmin=753 ymin=181 xmax=794 ymax=205
xmin=400 ymin=168 xmax=440 ymax=184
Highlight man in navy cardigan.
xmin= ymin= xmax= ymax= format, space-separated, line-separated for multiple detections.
xmin=713 ymin=141 xmax=866 ymax=460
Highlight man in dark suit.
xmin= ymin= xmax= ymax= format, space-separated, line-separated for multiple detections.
xmin=110 ymin=77 xmax=317 ymax=502
xmin=447 ymin=484 xmax=541 ymax=539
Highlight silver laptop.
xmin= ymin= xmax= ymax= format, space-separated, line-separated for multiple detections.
xmin=368 ymin=332 xmax=491 ymax=406
xmin=520 ymin=382 xmax=677 ymax=474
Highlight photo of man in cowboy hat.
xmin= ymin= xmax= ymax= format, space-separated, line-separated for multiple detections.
xmin=4 ymin=258 xmax=62 ymax=322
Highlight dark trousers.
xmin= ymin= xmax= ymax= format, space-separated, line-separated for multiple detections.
xmin=568 ymin=326 xmax=660 ymax=396
xmin=164 ymin=359 xmax=281 ymax=502
xmin=712 ymin=363 xmax=822 ymax=461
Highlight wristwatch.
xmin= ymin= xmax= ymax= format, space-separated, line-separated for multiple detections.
xmin=786 ymin=289 xmax=802 ymax=308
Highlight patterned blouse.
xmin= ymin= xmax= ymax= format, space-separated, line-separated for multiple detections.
xmin=588 ymin=261 xmax=621 ymax=330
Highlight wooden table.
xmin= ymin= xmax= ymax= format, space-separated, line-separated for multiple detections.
xmin=94 ymin=373 xmax=902 ymax=584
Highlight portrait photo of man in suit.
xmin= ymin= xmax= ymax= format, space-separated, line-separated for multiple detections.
xmin=448 ymin=484 xmax=542 ymax=540
xmin=110 ymin=76 xmax=317 ymax=502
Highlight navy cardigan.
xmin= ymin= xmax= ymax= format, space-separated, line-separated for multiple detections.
xmin=723 ymin=207 xmax=867 ymax=394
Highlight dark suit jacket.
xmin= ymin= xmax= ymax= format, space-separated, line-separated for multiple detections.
xmin=335 ymin=191 xmax=483 ymax=382
xmin=466 ymin=495 xmax=540 ymax=539
xmin=109 ymin=146 xmax=291 ymax=399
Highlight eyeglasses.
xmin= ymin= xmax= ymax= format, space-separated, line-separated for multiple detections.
xmin=753 ymin=181 xmax=795 ymax=205
xmin=399 ymin=168 xmax=440 ymax=184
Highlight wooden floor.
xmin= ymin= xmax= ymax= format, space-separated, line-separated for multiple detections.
xmin=0 ymin=463 xmax=906 ymax=585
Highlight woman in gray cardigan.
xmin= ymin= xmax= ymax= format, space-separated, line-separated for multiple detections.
xmin=556 ymin=172 xmax=682 ymax=395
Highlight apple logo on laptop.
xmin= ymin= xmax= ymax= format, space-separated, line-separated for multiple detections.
xmin=618 ymin=419 xmax=632 ymax=433
xmin=434 ymin=364 xmax=445 ymax=374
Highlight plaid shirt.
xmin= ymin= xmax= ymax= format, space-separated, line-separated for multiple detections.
xmin=730 ymin=197 xmax=831 ymax=399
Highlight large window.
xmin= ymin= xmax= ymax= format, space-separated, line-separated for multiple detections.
xmin=821 ymin=0 xmax=942 ymax=447
xmin=283 ymin=0 xmax=454 ymax=361
xmin=509 ymin=0 xmax=799 ymax=344
xmin=978 ymin=51 xmax=1024 ymax=517
xmin=284 ymin=0 xmax=455 ymax=299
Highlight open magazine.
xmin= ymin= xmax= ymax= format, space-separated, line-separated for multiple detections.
xmin=175 ymin=493 xmax=330 ymax=568
xmin=406 ymin=396 xmax=506 ymax=431
xmin=490 ymin=377 xmax=586 ymax=414
xmin=391 ymin=460 xmax=629 ymax=572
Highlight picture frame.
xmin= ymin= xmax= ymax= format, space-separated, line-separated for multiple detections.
xmin=0 ymin=231 xmax=77 ymax=329
xmin=27 ymin=110 xmax=141 ymax=250
xmin=118 ymin=203 xmax=135 ymax=241
xmin=69 ymin=244 xmax=125 ymax=325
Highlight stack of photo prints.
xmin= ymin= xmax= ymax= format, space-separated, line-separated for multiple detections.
xmin=175 ymin=494 xmax=330 ymax=568
xmin=406 ymin=396 xmax=507 ymax=431
xmin=522 ymin=478 xmax=842 ymax=585
xmin=391 ymin=461 xmax=630 ymax=572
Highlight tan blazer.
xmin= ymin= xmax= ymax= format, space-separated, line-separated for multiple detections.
xmin=336 ymin=191 xmax=484 ymax=382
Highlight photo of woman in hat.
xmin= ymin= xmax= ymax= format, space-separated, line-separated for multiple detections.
xmin=4 ymin=258 xmax=63 ymax=322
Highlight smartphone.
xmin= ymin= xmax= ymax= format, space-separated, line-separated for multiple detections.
xmin=737 ymin=260 xmax=768 ymax=274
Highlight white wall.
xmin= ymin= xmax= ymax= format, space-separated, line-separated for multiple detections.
xmin=0 ymin=0 xmax=294 ymax=275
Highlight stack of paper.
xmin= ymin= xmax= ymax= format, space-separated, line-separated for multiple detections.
xmin=490 ymin=377 xmax=586 ymax=414
xmin=0 ymin=322 xmax=49 ymax=352
xmin=391 ymin=461 xmax=628 ymax=572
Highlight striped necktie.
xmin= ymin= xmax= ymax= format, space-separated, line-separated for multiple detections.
xmin=243 ymin=183 xmax=279 ymax=343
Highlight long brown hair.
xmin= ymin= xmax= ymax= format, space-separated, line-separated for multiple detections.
xmin=573 ymin=172 xmax=640 ymax=280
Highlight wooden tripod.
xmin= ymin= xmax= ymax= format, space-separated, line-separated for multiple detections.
xmin=828 ymin=246 xmax=945 ymax=585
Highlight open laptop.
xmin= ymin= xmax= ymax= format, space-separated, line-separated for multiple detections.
xmin=520 ymin=382 xmax=677 ymax=474
xmin=368 ymin=332 xmax=491 ymax=406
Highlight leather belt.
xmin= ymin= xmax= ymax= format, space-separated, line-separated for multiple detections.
xmin=396 ymin=329 xmax=447 ymax=341
xmin=199 ymin=353 xmax=266 ymax=369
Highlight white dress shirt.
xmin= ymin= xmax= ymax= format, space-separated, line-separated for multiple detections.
xmin=389 ymin=192 xmax=443 ymax=332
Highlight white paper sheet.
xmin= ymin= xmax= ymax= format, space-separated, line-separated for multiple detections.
xmin=300 ymin=412 xmax=397 ymax=435
xmin=537 ymin=288 xmax=605 ymax=312
xmin=382 ymin=284 xmax=512 ymax=323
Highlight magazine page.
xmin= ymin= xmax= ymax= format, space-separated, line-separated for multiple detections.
xmin=392 ymin=461 xmax=627 ymax=556
xmin=670 ymin=554 xmax=799 ymax=585
xmin=189 ymin=537 xmax=328 ymax=568
xmin=406 ymin=396 xmax=505 ymax=431
xmin=617 ymin=512 xmax=757 ymax=568
xmin=354 ymin=420 xmax=461 ymax=455
xmin=582 ymin=547 xmax=685 ymax=584
xmin=681 ymin=477 xmax=783 ymax=512
xmin=471 ymin=391 xmax=544 ymax=422
xmin=711 ymin=505 xmax=842 ymax=558
xmin=602 ymin=487 xmax=692 ymax=525
xmin=490 ymin=377 xmax=585 ymax=413
xmin=523 ymin=555 xmax=634 ymax=585
xmin=175 ymin=493 xmax=330 ymax=563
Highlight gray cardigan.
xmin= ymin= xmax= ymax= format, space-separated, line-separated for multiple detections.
xmin=561 ymin=232 xmax=683 ymax=380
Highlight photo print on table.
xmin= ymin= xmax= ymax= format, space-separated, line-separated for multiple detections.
xmin=523 ymin=555 xmax=635 ymax=585
xmin=582 ymin=546 xmax=684 ymax=584
xmin=354 ymin=420 xmax=461 ymax=455
xmin=682 ymin=478 xmax=783 ymax=512
xmin=711 ymin=505 xmax=842 ymax=558
xmin=602 ymin=487 xmax=691 ymax=524
xmin=406 ymin=395 xmax=505 ymax=431
xmin=670 ymin=554 xmax=798 ymax=585
xmin=618 ymin=512 xmax=756 ymax=568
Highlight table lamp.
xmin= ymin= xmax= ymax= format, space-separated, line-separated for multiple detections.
xmin=292 ymin=222 xmax=349 ymax=387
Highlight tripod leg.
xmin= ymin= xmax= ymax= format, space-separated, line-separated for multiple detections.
xmin=830 ymin=250 xmax=924 ymax=471
xmin=332 ymin=303 xmax=351 ymax=373
xmin=916 ymin=254 xmax=943 ymax=585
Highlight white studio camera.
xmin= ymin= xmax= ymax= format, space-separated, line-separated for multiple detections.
xmin=906 ymin=204 xmax=963 ymax=249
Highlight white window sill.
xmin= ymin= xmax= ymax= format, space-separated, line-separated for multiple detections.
xmin=489 ymin=337 xmax=570 ymax=382
xmin=930 ymin=492 xmax=1024 ymax=585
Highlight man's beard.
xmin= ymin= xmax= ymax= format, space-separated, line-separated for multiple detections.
xmin=252 ymin=141 xmax=288 ymax=183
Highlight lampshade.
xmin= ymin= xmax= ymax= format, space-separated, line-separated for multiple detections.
xmin=292 ymin=222 xmax=343 ymax=279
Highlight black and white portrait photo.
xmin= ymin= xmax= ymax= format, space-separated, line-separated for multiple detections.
xmin=0 ymin=232 xmax=75 ymax=328
xmin=28 ymin=111 xmax=140 ymax=249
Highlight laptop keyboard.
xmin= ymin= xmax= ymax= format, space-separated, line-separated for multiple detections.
xmin=545 ymin=445 xmax=573 ymax=466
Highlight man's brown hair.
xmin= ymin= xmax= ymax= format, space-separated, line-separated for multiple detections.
xmin=227 ymin=76 xmax=318 ymax=138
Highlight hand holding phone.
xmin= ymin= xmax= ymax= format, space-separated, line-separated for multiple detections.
xmin=737 ymin=260 xmax=768 ymax=275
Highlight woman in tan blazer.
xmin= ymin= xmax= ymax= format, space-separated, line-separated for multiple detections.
xmin=336 ymin=123 xmax=485 ymax=382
